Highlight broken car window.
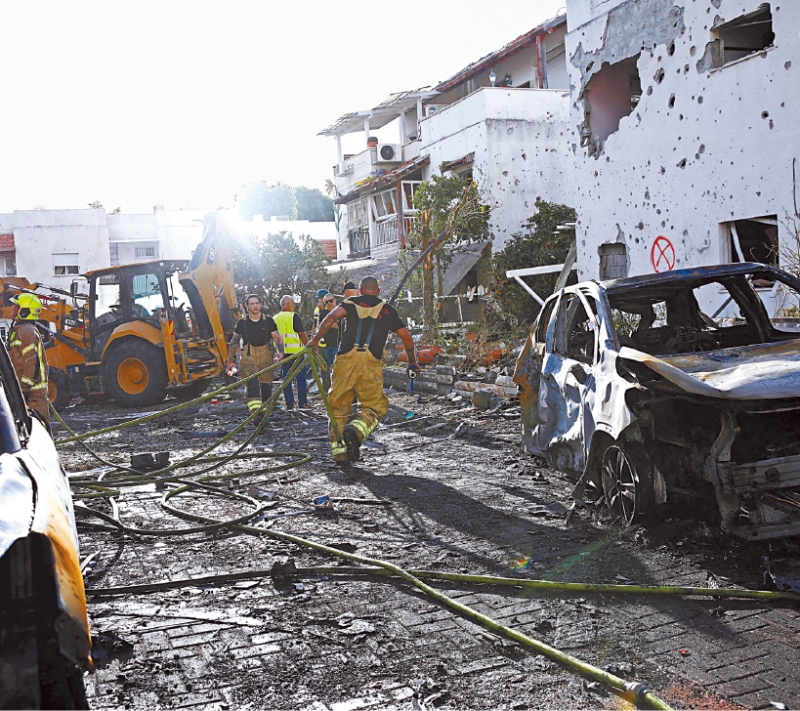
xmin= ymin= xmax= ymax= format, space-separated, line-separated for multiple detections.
xmin=554 ymin=293 xmax=596 ymax=363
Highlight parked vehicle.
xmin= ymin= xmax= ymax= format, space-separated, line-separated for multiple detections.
xmin=0 ymin=336 xmax=91 ymax=708
xmin=0 ymin=211 xmax=240 ymax=408
xmin=514 ymin=263 xmax=800 ymax=540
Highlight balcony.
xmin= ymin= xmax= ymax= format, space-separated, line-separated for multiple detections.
xmin=375 ymin=215 xmax=420 ymax=247
xmin=421 ymin=86 xmax=569 ymax=146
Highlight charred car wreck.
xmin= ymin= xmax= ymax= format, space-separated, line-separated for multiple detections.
xmin=514 ymin=263 xmax=800 ymax=540
xmin=0 ymin=336 xmax=92 ymax=708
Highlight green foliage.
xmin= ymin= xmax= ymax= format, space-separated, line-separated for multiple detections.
xmin=294 ymin=186 xmax=335 ymax=222
xmin=407 ymin=175 xmax=490 ymax=249
xmin=492 ymin=200 xmax=577 ymax=328
xmin=231 ymin=231 xmax=331 ymax=323
xmin=236 ymin=182 xmax=298 ymax=221
xmin=407 ymin=175 xmax=491 ymax=339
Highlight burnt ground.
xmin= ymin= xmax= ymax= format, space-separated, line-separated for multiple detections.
xmin=57 ymin=380 xmax=800 ymax=711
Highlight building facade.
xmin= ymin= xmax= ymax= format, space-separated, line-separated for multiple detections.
xmin=564 ymin=0 xmax=799 ymax=285
xmin=321 ymin=14 xmax=574 ymax=265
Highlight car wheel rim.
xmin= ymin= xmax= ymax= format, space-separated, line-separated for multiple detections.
xmin=118 ymin=357 xmax=149 ymax=395
xmin=601 ymin=445 xmax=640 ymax=526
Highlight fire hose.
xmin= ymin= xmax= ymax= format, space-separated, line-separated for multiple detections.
xmin=53 ymin=350 xmax=796 ymax=709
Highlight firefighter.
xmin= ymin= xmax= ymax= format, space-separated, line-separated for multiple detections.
xmin=227 ymin=294 xmax=284 ymax=421
xmin=308 ymin=276 xmax=418 ymax=463
xmin=8 ymin=293 xmax=50 ymax=428
xmin=313 ymin=289 xmax=338 ymax=390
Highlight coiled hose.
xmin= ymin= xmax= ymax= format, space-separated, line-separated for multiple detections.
xmin=59 ymin=348 xmax=798 ymax=710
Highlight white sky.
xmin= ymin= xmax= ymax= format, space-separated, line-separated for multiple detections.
xmin=0 ymin=1 xmax=566 ymax=214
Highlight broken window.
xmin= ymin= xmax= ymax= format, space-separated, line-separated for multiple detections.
xmin=715 ymin=4 xmax=774 ymax=67
xmin=581 ymin=55 xmax=641 ymax=152
xmin=372 ymin=191 xmax=396 ymax=220
xmin=554 ymin=293 xmax=596 ymax=363
xmin=347 ymin=199 xmax=370 ymax=256
xmin=725 ymin=216 xmax=778 ymax=266
xmin=598 ymin=242 xmax=628 ymax=280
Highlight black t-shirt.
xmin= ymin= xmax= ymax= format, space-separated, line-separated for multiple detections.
xmin=234 ymin=315 xmax=278 ymax=348
xmin=338 ymin=295 xmax=405 ymax=359
xmin=315 ymin=307 xmax=339 ymax=341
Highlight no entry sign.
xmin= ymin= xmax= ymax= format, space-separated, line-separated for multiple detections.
xmin=651 ymin=236 xmax=676 ymax=272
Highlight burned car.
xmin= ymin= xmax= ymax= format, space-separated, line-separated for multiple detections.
xmin=514 ymin=263 xmax=800 ymax=540
xmin=0 ymin=339 xmax=91 ymax=708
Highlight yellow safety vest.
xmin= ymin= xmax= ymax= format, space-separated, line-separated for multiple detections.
xmin=273 ymin=310 xmax=303 ymax=353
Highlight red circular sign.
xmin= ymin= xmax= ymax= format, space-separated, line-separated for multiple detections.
xmin=650 ymin=236 xmax=676 ymax=272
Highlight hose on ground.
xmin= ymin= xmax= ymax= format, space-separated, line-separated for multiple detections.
xmin=63 ymin=348 xmax=791 ymax=708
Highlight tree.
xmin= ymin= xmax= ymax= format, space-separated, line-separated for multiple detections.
xmin=231 ymin=231 xmax=331 ymax=323
xmin=408 ymin=176 xmax=491 ymax=339
xmin=492 ymin=200 xmax=577 ymax=328
xmin=236 ymin=182 xmax=298 ymax=222
xmin=295 ymin=186 xmax=335 ymax=222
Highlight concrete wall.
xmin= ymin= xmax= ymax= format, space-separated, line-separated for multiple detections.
xmin=565 ymin=0 xmax=799 ymax=281
xmin=422 ymin=86 xmax=573 ymax=249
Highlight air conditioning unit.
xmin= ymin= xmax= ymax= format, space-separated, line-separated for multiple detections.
xmin=335 ymin=161 xmax=353 ymax=177
xmin=375 ymin=143 xmax=402 ymax=163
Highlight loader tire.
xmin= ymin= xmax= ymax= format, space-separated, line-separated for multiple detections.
xmin=104 ymin=341 xmax=169 ymax=408
xmin=47 ymin=367 xmax=71 ymax=410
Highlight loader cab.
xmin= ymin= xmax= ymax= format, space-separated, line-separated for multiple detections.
xmin=87 ymin=260 xmax=214 ymax=359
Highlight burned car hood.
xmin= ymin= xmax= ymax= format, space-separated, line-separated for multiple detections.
xmin=618 ymin=340 xmax=800 ymax=400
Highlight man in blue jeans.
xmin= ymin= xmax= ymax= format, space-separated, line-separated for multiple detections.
xmin=273 ymin=295 xmax=309 ymax=409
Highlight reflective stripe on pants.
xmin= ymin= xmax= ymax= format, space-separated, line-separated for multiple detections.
xmin=327 ymin=348 xmax=387 ymax=447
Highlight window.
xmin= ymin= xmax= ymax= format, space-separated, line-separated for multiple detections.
xmin=348 ymin=199 xmax=369 ymax=229
xmin=402 ymin=181 xmax=423 ymax=211
xmin=2 ymin=255 xmax=16 ymax=276
xmin=54 ymin=253 xmax=79 ymax=276
xmin=554 ymin=293 xmax=596 ymax=363
xmin=535 ymin=296 xmax=559 ymax=344
xmin=715 ymin=4 xmax=774 ymax=68
xmin=372 ymin=191 xmax=396 ymax=220
xmin=135 ymin=246 xmax=156 ymax=258
xmin=726 ymin=216 xmax=778 ymax=266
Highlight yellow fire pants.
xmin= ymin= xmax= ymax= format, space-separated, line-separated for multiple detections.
xmin=327 ymin=348 xmax=387 ymax=453
xmin=240 ymin=344 xmax=274 ymax=414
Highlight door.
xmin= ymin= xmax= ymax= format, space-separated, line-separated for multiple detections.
xmin=536 ymin=290 xmax=599 ymax=475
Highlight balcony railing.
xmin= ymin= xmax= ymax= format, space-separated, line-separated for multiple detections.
xmin=348 ymin=227 xmax=370 ymax=257
xmin=375 ymin=215 xmax=420 ymax=247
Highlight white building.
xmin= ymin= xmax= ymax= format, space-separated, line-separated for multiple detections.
xmin=320 ymin=14 xmax=573 ymax=262
xmin=564 ymin=0 xmax=799 ymax=282
xmin=0 ymin=207 xmax=337 ymax=289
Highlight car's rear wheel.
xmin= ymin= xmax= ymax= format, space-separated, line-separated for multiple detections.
xmin=601 ymin=444 xmax=654 ymax=525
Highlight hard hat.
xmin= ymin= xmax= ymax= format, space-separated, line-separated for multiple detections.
xmin=315 ymin=289 xmax=329 ymax=299
xmin=11 ymin=293 xmax=43 ymax=320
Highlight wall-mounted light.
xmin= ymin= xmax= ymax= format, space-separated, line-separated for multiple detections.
xmin=489 ymin=70 xmax=496 ymax=87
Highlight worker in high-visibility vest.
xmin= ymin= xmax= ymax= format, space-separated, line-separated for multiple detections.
xmin=273 ymin=295 xmax=310 ymax=410
xmin=309 ymin=276 xmax=418 ymax=464
xmin=8 ymin=293 xmax=50 ymax=429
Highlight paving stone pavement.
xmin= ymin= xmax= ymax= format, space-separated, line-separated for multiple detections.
xmin=70 ymin=402 xmax=800 ymax=710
